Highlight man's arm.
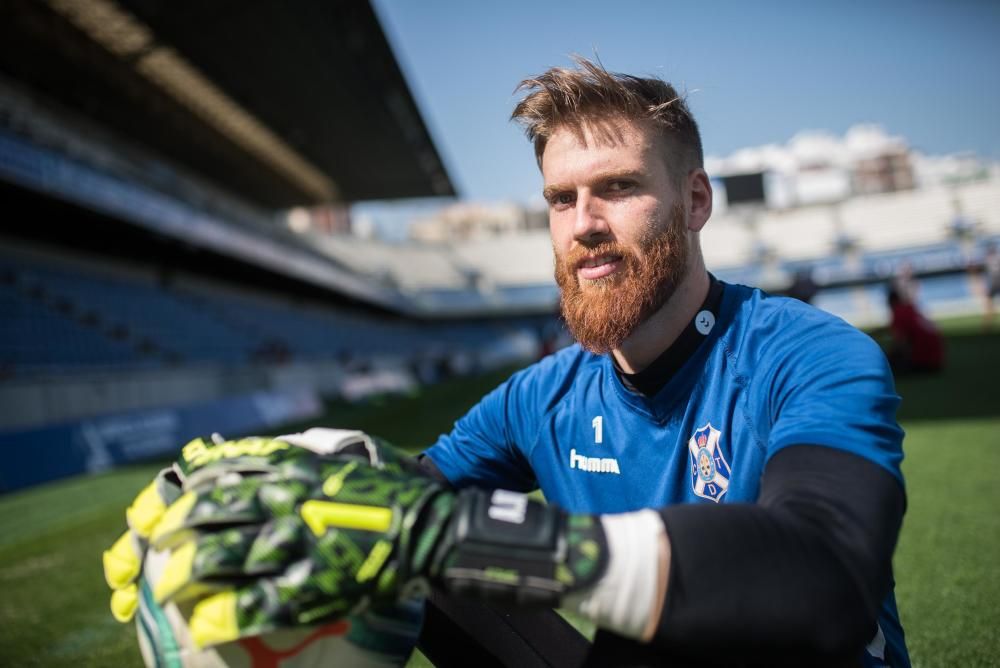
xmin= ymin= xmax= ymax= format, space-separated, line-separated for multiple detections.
xmin=425 ymin=431 xmax=901 ymax=662
xmin=125 ymin=436 xmax=902 ymax=665
xmin=421 ymin=372 xmax=539 ymax=492
xmin=428 ymin=437 xmax=902 ymax=662
xmin=599 ymin=444 xmax=904 ymax=666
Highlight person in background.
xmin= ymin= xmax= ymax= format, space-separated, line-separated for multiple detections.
xmin=981 ymin=243 xmax=1000 ymax=331
xmin=787 ymin=266 xmax=819 ymax=304
xmin=891 ymin=261 xmax=919 ymax=305
xmin=886 ymin=287 xmax=944 ymax=374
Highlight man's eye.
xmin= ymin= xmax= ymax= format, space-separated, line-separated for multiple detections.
xmin=550 ymin=193 xmax=574 ymax=207
xmin=607 ymin=181 xmax=635 ymax=193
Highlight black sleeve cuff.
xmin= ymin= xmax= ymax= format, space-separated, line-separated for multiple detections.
xmin=652 ymin=445 xmax=905 ymax=665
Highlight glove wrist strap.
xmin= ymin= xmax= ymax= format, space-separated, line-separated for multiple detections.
xmin=431 ymin=489 xmax=608 ymax=607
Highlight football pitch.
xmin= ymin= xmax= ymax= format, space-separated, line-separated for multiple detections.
xmin=0 ymin=317 xmax=997 ymax=667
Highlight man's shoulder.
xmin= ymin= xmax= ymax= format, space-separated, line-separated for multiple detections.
xmin=484 ymin=343 xmax=605 ymax=426
xmin=724 ymin=282 xmax=883 ymax=364
xmin=516 ymin=343 xmax=603 ymax=385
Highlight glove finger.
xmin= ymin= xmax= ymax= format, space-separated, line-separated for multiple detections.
xmin=152 ymin=517 xmax=310 ymax=604
xmin=150 ymin=477 xmax=273 ymax=549
xmin=152 ymin=528 xmax=250 ymax=604
xmin=187 ymin=566 xmax=361 ymax=649
xmin=126 ymin=471 xmax=178 ymax=539
xmin=189 ymin=526 xmax=390 ymax=648
xmin=243 ymin=515 xmax=310 ymax=575
xmin=103 ymin=530 xmax=143 ymax=590
xmin=110 ymin=583 xmax=139 ymax=622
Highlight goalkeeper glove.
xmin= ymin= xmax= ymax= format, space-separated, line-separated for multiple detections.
xmin=102 ymin=428 xmax=416 ymax=624
xmin=103 ymin=465 xmax=183 ymax=622
xmin=145 ymin=451 xmax=611 ymax=648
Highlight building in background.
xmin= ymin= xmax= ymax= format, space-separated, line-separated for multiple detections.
xmin=408 ymin=201 xmax=547 ymax=242
xmin=707 ymin=124 xmax=923 ymax=210
xmin=285 ymin=204 xmax=353 ymax=235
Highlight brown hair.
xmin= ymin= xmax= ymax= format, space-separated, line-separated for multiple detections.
xmin=511 ymin=56 xmax=703 ymax=181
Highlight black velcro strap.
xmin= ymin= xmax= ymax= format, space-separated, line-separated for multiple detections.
xmin=442 ymin=489 xmax=565 ymax=606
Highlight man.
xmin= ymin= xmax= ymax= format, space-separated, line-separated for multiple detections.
xmin=415 ymin=58 xmax=910 ymax=666
xmin=105 ymin=59 xmax=910 ymax=667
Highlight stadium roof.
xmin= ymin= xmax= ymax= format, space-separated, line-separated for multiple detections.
xmin=0 ymin=0 xmax=455 ymax=207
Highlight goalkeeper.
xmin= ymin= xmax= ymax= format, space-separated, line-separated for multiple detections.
xmin=105 ymin=58 xmax=910 ymax=666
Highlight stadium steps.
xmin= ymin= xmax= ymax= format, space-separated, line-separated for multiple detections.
xmin=8 ymin=265 xmax=189 ymax=365
xmin=840 ymin=188 xmax=953 ymax=252
xmin=0 ymin=271 xmax=154 ymax=377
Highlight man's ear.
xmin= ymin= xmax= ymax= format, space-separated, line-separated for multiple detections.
xmin=686 ymin=169 xmax=713 ymax=232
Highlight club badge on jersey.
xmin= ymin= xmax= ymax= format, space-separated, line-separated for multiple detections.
xmin=688 ymin=423 xmax=731 ymax=503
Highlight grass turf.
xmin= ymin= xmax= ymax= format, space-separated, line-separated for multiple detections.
xmin=0 ymin=319 xmax=997 ymax=666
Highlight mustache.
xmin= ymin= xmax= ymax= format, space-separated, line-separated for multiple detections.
xmin=561 ymin=240 xmax=634 ymax=270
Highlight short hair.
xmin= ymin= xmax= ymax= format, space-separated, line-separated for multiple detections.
xmin=511 ymin=56 xmax=703 ymax=181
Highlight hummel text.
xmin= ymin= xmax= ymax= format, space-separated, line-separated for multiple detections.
xmin=570 ymin=448 xmax=621 ymax=474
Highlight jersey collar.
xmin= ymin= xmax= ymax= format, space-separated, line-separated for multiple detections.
xmin=613 ymin=274 xmax=725 ymax=398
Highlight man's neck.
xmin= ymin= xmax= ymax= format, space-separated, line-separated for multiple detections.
xmin=612 ymin=266 xmax=710 ymax=374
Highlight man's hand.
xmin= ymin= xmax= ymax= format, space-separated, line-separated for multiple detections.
xmin=102 ymin=466 xmax=183 ymax=622
xmin=101 ymin=428 xmax=419 ymax=625
xmin=143 ymin=451 xmax=610 ymax=648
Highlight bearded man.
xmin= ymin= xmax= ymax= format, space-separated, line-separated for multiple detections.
xmin=416 ymin=58 xmax=911 ymax=667
xmin=105 ymin=59 xmax=911 ymax=667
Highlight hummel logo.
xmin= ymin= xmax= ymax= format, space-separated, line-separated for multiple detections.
xmin=570 ymin=448 xmax=621 ymax=474
xmin=488 ymin=489 xmax=528 ymax=524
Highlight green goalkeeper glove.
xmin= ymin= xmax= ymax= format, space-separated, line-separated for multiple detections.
xmin=102 ymin=428 xmax=418 ymax=624
xmin=145 ymin=446 xmax=609 ymax=648
xmin=103 ymin=464 xmax=184 ymax=622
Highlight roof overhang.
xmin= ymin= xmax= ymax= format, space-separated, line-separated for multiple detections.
xmin=0 ymin=0 xmax=455 ymax=207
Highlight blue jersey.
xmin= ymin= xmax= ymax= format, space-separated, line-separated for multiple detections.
xmin=425 ymin=282 xmax=909 ymax=667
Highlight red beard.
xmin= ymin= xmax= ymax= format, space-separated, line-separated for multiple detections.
xmin=554 ymin=203 xmax=689 ymax=354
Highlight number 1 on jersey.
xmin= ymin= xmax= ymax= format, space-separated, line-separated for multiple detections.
xmin=592 ymin=416 xmax=603 ymax=444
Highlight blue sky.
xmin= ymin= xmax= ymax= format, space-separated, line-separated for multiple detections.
xmin=366 ymin=0 xmax=1000 ymax=209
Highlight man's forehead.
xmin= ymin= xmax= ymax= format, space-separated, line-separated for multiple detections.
xmin=541 ymin=117 xmax=668 ymax=178
xmin=548 ymin=116 xmax=658 ymax=152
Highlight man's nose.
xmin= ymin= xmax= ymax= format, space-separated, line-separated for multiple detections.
xmin=572 ymin=192 xmax=610 ymax=242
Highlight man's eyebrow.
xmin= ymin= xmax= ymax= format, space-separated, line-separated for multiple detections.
xmin=542 ymin=170 xmax=645 ymax=200
xmin=542 ymin=184 xmax=568 ymax=200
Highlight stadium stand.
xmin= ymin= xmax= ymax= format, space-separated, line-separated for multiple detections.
xmin=756 ymin=206 xmax=840 ymax=262
xmin=699 ymin=216 xmax=757 ymax=269
xmin=960 ymin=178 xmax=1000 ymax=234
xmin=311 ymin=234 xmax=474 ymax=292
xmin=0 ymin=246 xmax=533 ymax=379
xmin=840 ymin=187 xmax=954 ymax=251
xmin=0 ymin=276 xmax=142 ymax=375
xmin=2 ymin=0 xmax=997 ymax=494
xmin=451 ymin=230 xmax=557 ymax=287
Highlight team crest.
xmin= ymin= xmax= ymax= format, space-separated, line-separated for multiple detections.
xmin=688 ymin=423 xmax=731 ymax=503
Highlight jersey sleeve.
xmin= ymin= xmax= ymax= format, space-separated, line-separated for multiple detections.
xmin=764 ymin=309 xmax=905 ymax=482
xmin=421 ymin=366 xmax=540 ymax=492
xmin=631 ymin=446 xmax=908 ymax=665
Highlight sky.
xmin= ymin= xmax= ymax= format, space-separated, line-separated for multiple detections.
xmin=360 ymin=0 xmax=1000 ymax=223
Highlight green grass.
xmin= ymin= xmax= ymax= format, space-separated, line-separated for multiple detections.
xmin=0 ymin=366 xmax=520 ymax=668
xmin=881 ymin=317 xmax=1000 ymax=667
xmin=1 ymin=320 xmax=998 ymax=666
xmin=0 ymin=465 xmax=164 ymax=666
xmin=893 ymin=418 xmax=1000 ymax=667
